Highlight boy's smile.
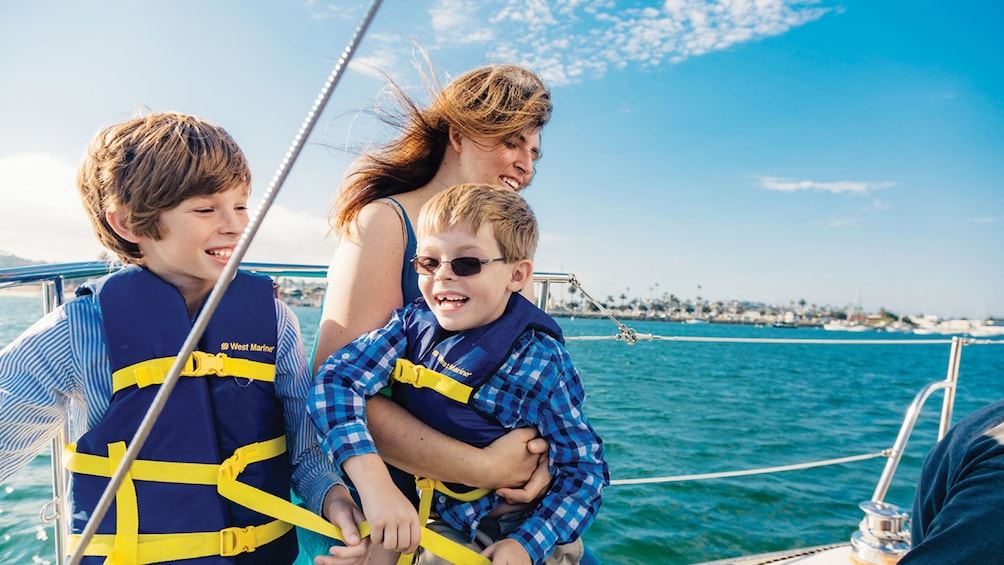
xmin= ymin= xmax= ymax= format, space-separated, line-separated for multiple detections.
xmin=108 ymin=184 xmax=249 ymax=314
xmin=417 ymin=225 xmax=530 ymax=332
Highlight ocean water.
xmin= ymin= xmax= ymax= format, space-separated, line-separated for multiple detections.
xmin=1 ymin=293 xmax=1002 ymax=564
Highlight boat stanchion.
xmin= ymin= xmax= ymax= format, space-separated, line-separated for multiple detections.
xmin=849 ymin=500 xmax=911 ymax=564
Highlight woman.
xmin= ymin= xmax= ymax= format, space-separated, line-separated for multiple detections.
xmin=313 ymin=63 xmax=553 ymax=496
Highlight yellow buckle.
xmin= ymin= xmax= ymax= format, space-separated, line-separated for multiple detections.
xmin=392 ymin=359 xmax=418 ymax=387
xmin=415 ymin=477 xmax=435 ymax=492
xmin=394 ymin=360 xmax=434 ymax=389
xmin=220 ymin=444 xmax=259 ymax=479
xmin=190 ymin=351 xmax=227 ymax=376
xmin=221 ymin=525 xmax=257 ymax=557
xmin=219 ymin=457 xmax=237 ymax=480
xmin=411 ymin=366 xmax=432 ymax=389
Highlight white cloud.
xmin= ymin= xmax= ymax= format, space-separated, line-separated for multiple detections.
xmin=349 ymin=46 xmax=403 ymax=81
xmin=411 ymin=0 xmax=832 ymax=86
xmin=246 ymin=204 xmax=338 ymax=265
xmin=759 ymin=176 xmax=896 ymax=194
xmin=0 ymin=153 xmax=337 ymax=267
xmin=0 ymin=153 xmax=105 ymax=262
xmin=828 ymin=216 xmax=862 ymax=228
xmin=431 ymin=0 xmax=485 ymax=35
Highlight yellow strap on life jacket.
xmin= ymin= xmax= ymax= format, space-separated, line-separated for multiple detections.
xmin=108 ymin=441 xmax=138 ymax=565
xmin=215 ymin=441 xmax=372 ymax=545
xmin=396 ymin=478 xmax=492 ymax=565
xmin=389 ymin=360 xmax=495 ymax=565
xmin=416 ymin=527 xmax=493 ymax=565
xmin=111 ymin=351 xmax=275 ymax=392
xmin=433 ymin=481 xmax=492 ymax=503
xmin=66 ymin=446 xmax=220 ymax=484
xmin=69 ymin=519 xmax=293 ymax=563
xmin=67 ymin=427 xmax=489 ymax=564
xmin=64 ymin=436 xmax=287 ymax=485
xmin=390 ymin=358 xmax=474 ymax=404
xmin=66 ymin=437 xmax=300 ymax=564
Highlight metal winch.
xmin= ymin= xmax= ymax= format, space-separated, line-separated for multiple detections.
xmin=849 ymin=500 xmax=911 ymax=564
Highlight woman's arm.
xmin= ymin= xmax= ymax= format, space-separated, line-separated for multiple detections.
xmin=312 ymin=203 xmax=407 ymax=373
xmin=367 ymin=394 xmax=550 ymax=490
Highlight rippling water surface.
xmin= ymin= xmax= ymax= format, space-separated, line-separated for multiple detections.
xmin=2 ymin=294 xmax=1001 ymax=564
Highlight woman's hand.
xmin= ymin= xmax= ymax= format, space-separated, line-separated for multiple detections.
xmin=483 ymin=428 xmax=553 ymax=502
xmin=368 ymin=398 xmax=554 ymax=493
xmin=495 ymin=442 xmax=552 ymax=504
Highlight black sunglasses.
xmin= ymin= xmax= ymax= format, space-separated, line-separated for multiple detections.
xmin=411 ymin=256 xmax=506 ymax=277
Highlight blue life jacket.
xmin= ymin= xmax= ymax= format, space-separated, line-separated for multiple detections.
xmin=68 ymin=266 xmax=297 ymax=564
xmin=392 ymin=293 xmax=563 ymax=449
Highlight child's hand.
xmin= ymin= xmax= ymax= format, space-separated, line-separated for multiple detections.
xmin=314 ymin=542 xmax=371 ymax=565
xmin=313 ymin=485 xmax=371 ymax=565
xmin=343 ymin=453 xmax=421 ymax=554
xmin=481 ymin=538 xmax=532 ymax=565
xmin=357 ymin=487 xmax=421 ymax=554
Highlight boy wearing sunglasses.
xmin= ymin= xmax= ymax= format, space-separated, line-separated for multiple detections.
xmin=308 ymin=183 xmax=608 ymax=565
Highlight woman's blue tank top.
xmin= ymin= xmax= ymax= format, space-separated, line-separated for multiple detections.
xmin=386 ymin=197 xmax=421 ymax=304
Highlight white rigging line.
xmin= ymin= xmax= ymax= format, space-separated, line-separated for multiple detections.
xmin=610 ymin=451 xmax=889 ymax=486
xmin=567 ymin=334 xmax=962 ymax=345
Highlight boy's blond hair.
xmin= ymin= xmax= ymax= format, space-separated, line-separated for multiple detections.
xmin=418 ymin=183 xmax=538 ymax=261
xmin=77 ymin=112 xmax=250 ymax=264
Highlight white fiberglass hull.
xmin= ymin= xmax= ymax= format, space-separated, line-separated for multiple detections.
xmin=695 ymin=543 xmax=856 ymax=565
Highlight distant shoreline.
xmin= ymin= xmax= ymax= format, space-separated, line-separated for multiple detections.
xmin=2 ymin=275 xmax=999 ymax=331
xmin=551 ymin=311 xmax=823 ymax=327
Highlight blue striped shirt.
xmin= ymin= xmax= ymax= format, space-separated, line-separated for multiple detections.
xmin=309 ymin=304 xmax=608 ymax=565
xmin=0 ymin=291 xmax=343 ymax=516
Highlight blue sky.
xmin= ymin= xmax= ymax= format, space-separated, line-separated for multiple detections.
xmin=1 ymin=1 xmax=1001 ymax=319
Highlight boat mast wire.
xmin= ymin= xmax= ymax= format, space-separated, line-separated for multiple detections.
xmin=65 ymin=2 xmax=384 ymax=563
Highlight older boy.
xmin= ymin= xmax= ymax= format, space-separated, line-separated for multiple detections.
xmin=308 ymin=183 xmax=608 ymax=565
xmin=0 ymin=113 xmax=366 ymax=564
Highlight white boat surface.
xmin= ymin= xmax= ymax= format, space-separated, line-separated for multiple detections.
xmin=695 ymin=543 xmax=851 ymax=564
xmin=822 ymin=320 xmax=873 ymax=332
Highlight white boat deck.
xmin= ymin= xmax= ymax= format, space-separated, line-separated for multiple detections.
xmin=695 ymin=543 xmax=854 ymax=565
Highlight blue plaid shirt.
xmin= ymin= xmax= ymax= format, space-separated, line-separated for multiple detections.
xmin=309 ymin=303 xmax=608 ymax=564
